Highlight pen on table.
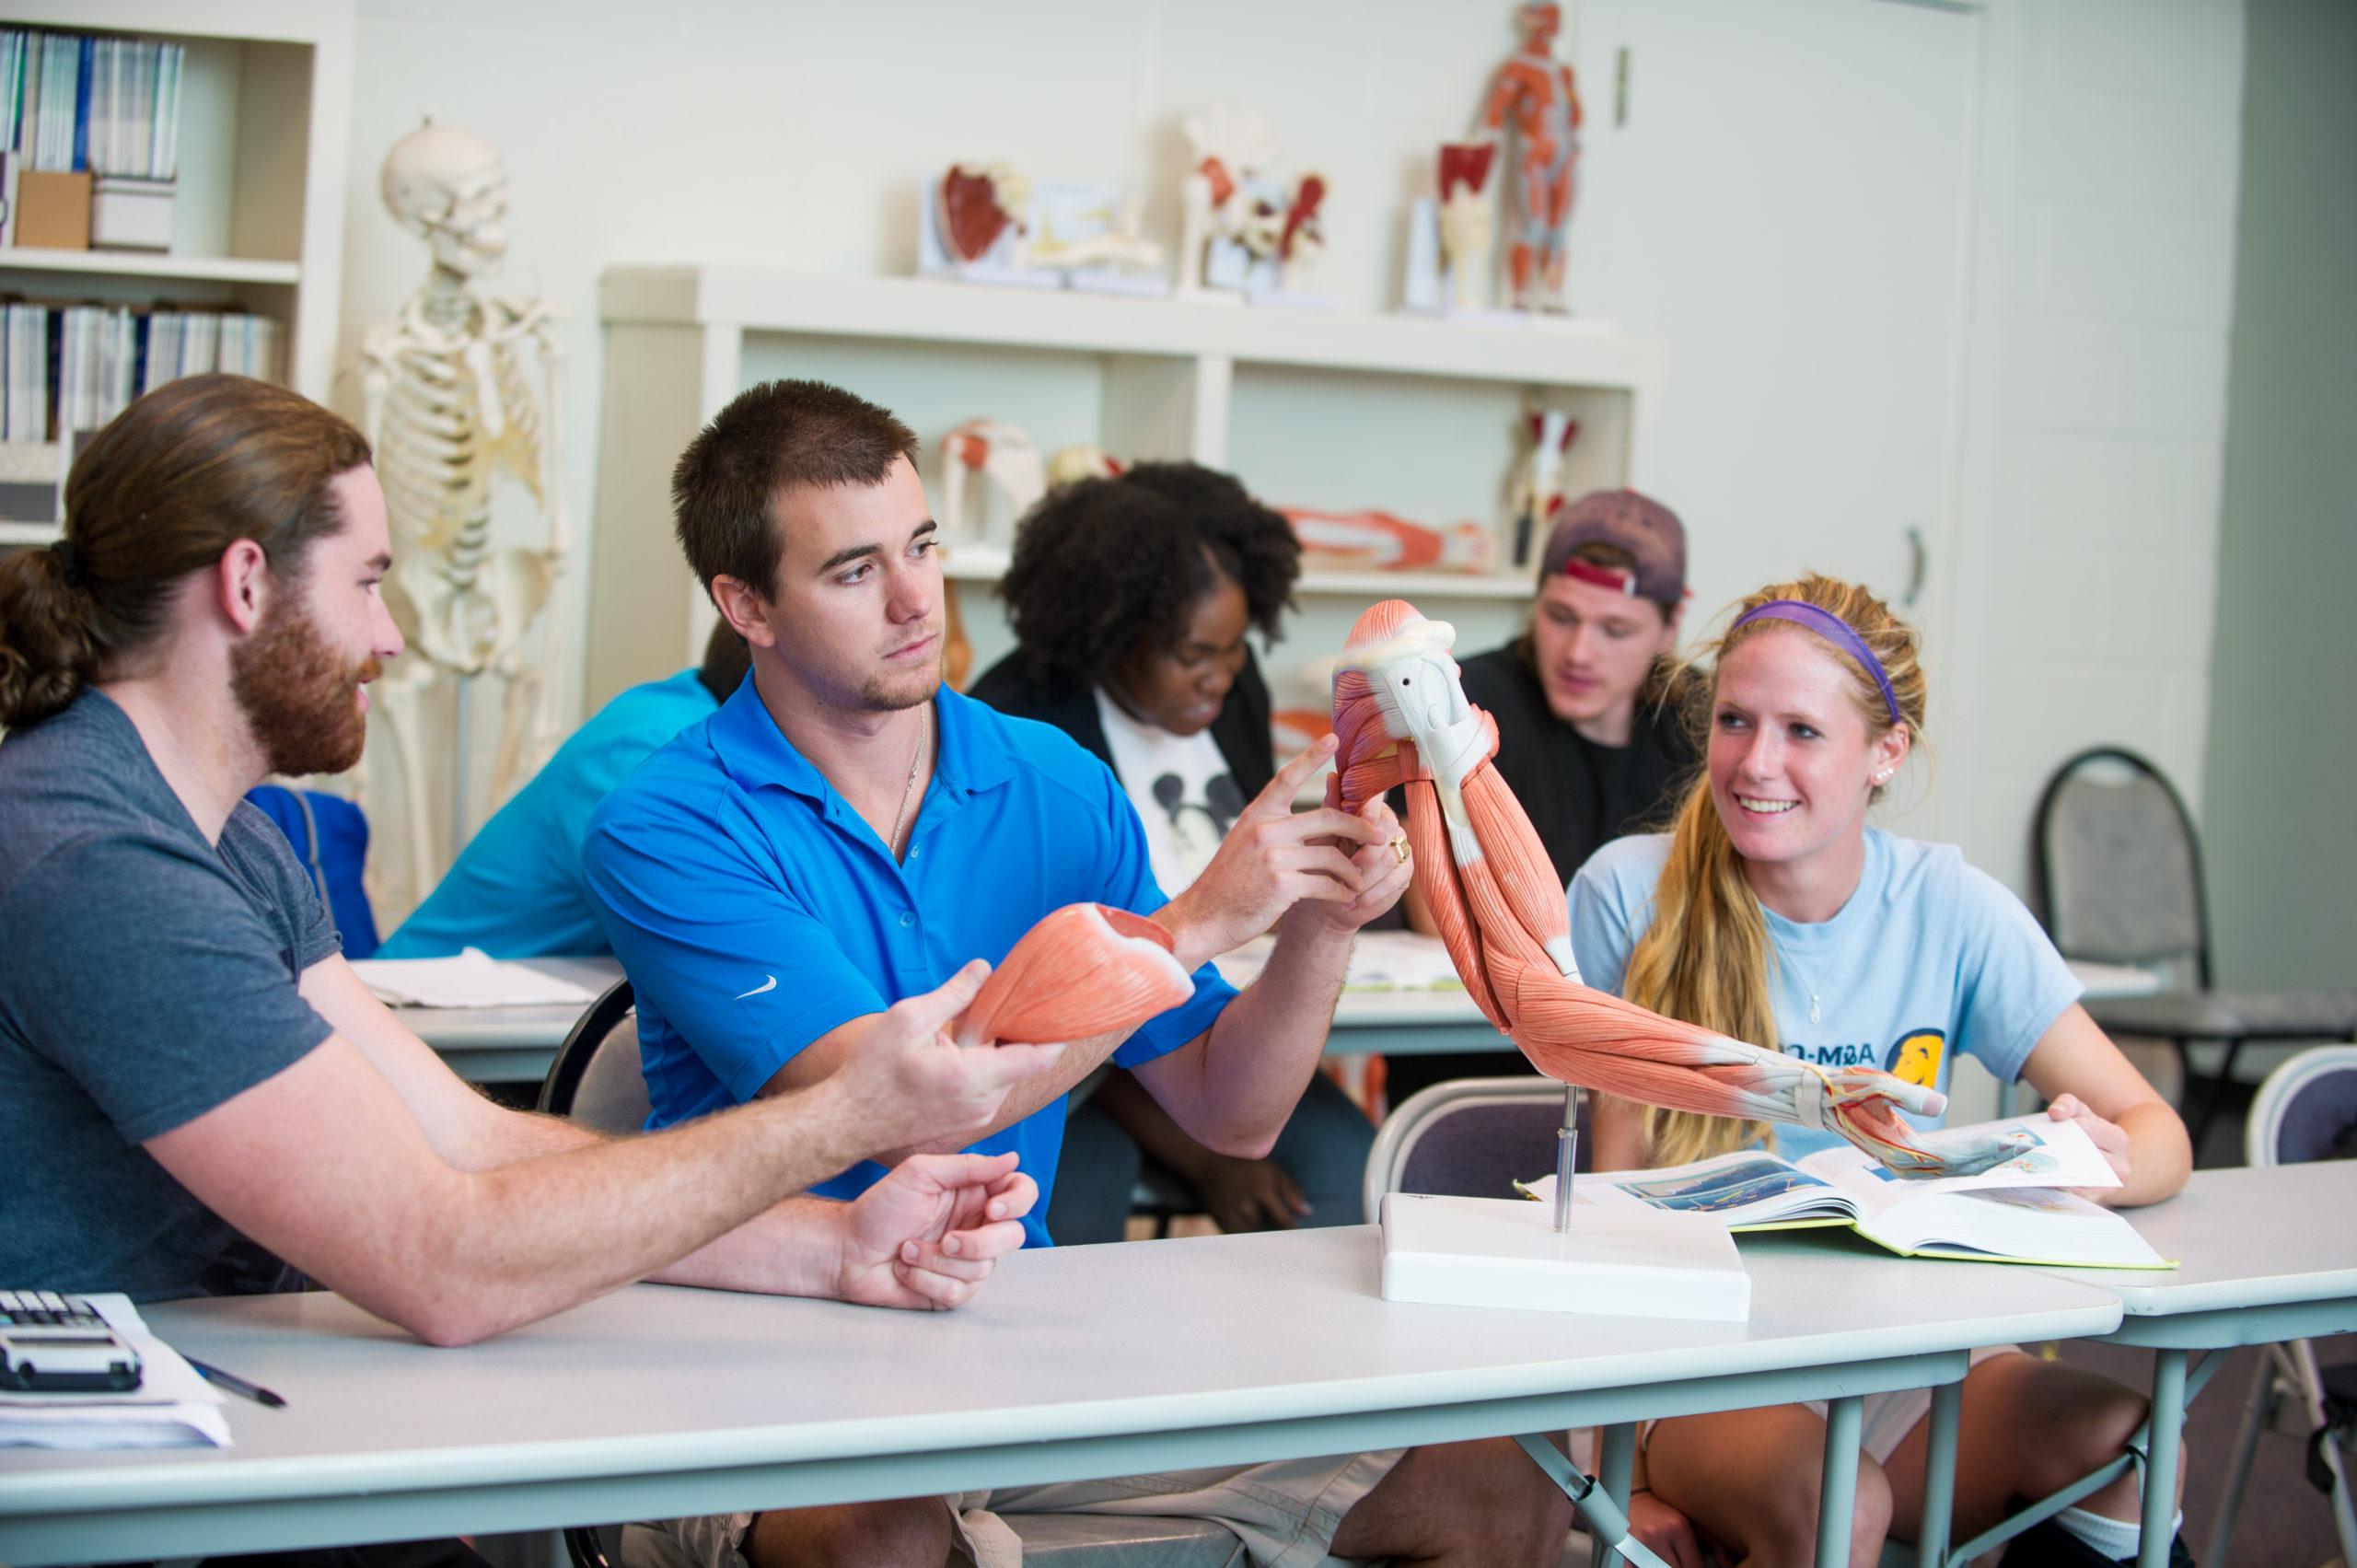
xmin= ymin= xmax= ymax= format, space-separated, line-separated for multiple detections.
xmin=187 ymin=1356 xmax=287 ymax=1408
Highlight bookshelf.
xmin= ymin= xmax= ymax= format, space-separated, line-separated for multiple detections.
xmin=0 ymin=0 xmax=353 ymax=541
xmin=586 ymin=267 xmax=1666 ymax=714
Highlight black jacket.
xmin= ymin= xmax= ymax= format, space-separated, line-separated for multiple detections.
xmin=966 ymin=650 xmax=1277 ymax=801
xmin=1456 ymin=644 xmax=1694 ymax=888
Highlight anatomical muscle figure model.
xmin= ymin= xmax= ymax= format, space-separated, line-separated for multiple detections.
xmin=1480 ymin=2 xmax=1582 ymax=311
xmin=1331 ymin=599 xmax=2020 ymax=1176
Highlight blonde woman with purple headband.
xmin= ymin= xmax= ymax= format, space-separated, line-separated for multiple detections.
xmin=1569 ymin=574 xmax=2193 ymax=1568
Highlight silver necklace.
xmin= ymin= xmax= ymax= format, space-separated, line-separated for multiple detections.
xmin=887 ymin=707 xmax=929 ymax=859
xmin=1782 ymin=913 xmax=1861 ymax=1027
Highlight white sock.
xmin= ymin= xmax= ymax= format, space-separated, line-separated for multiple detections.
xmin=2053 ymin=1504 xmax=2181 ymax=1562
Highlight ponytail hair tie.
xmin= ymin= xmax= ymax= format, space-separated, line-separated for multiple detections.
xmin=50 ymin=540 xmax=85 ymax=589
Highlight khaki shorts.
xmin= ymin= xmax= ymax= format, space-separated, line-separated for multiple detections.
xmin=624 ymin=1448 xmax=1404 ymax=1568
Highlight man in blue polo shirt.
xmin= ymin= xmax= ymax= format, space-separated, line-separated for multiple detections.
xmin=582 ymin=379 xmax=1576 ymax=1568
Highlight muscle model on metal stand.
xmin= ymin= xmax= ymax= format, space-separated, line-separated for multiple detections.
xmin=1480 ymin=2 xmax=1582 ymax=312
xmin=360 ymin=121 xmax=568 ymax=904
xmin=1331 ymin=598 xmax=2029 ymax=1177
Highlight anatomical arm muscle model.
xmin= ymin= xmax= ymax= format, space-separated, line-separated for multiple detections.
xmin=1330 ymin=599 xmax=2022 ymax=1177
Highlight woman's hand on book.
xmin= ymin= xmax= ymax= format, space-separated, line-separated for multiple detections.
xmin=2046 ymin=1093 xmax=2132 ymax=1202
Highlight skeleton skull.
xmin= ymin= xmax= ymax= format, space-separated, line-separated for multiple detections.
xmin=381 ymin=121 xmax=510 ymax=278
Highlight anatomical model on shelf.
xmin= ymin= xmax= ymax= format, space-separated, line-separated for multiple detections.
xmin=1399 ymin=140 xmax=1504 ymax=316
xmin=1330 ymin=599 xmax=2024 ymax=1177
xmin=1437 ymin=140 xmax=1502 ymax=311
xmin=359 ymin=120 xmax=568 ymax=902
xmin=923 ymin=163 xmax=1163 ymax=292
xmin=1177 ymin=101 xmax=1329 ymax=303
xmin=1281 ymin=505 xmax=1493 ymax=575
xmin=1045 ymin=443 xmax=1123 ymax=489
xmin=1480 ymin=1 xmax=1583 ymax=311
xmin=1505 ymin=409 xmax=1579 ymax=568
xmin=938 ymin=419 xmax=1045 ymax=554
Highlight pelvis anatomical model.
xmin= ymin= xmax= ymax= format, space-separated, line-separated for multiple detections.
xmin=1178 ymin=101 xmax=1328 ymax=296
xmin=955 ymin=904 xmax=1193 ymax=1049
xmin=1331 ymin=600 xmax=2005 ymax=1177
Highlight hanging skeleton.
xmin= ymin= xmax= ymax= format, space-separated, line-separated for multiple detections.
xmin=360 ymin=120 xmax=569 ymax=901
xmin=1331 ymin=598 xmax=2035 ymax=1177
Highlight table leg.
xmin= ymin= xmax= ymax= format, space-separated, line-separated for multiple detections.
xmin=1916 ymin=1378 xmax=1963 ymax=1568
xmin=2139 ymin=1349 xmax=2188 ymax=1568
xmin=1817 ymin=1395 xmax=1864 ymax=1568
xmin=1510 ymin=1433 xmax=1674 ymax=1568
xmin=1596 ymin=1423 xmax=1639 ymax=1568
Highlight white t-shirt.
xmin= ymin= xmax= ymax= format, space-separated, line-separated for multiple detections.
xmin=1569 ymin=827 xmax=2085 ymax=1162
xmin=1093 ymin=686 xmax=1245 ymax=895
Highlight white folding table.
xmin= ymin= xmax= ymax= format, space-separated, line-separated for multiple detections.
xmin=1910 ymin=1162 xmax=2357 ymax=1568
xmin=405 ymin=955 xmax=1504 ymax=1084
xmin=0 ymin=1225 xmax=2122 ymax=1568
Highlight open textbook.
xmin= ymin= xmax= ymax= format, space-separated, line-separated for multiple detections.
xmin=1520 ymin=1116 xmax=2172 ymax=1270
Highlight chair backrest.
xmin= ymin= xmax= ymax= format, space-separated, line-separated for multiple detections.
xmin=2030 ymin=747 xmax=2208 ymax=975
xmin=1363 ymin=1077 xmax=1589 ymax=1222
xmin=538 ymin=979 xmax=650 ymax=1134
xmin=2245 ymin=1045 xmax=2357 ymax=1167
xmin=245 ymin=784 xmax=382 ymax=958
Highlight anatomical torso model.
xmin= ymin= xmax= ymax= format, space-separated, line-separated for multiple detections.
xmin=1480 ymin=2 xmax=1583 ymax=312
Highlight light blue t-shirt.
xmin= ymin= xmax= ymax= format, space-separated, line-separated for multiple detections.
xmin=1569 ymin=828 xmax=2084 ymax=1162
xmin=377 ymin=668 xmax=719 ymax=959
xmin=582 ymin=679 xmax=1237 ymax=1248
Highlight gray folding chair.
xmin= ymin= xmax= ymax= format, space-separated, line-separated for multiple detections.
xmin=2203 ymin=1046 xmax=2357 ymax=1568
xmin=538 ymin=977 xmax=647 ymax=1133
xmin=2032 ymin=748 xmax=2357 ymax=1151
xmin=537 ymin=981 xmax=1244 ymax=1568
xmin=1364 ymin=1076 xmax=1589 ymax=1221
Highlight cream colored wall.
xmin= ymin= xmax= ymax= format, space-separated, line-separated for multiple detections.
xmin=331 ymin=0 xmax=2247 ymax=929
xmin=2201 ymin=0 xmax=2356 ymax=994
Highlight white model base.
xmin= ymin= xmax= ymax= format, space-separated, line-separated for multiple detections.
xmin=1380 ymin=1193 xmax=1751 ymax=1321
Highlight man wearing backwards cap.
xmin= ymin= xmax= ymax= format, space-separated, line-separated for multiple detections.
xmin=1391 ymin=488 xmax=1693 ymax=1104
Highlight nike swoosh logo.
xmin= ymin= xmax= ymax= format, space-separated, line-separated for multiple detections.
xmin=735 ymin=975 xmax=778 ymax=1000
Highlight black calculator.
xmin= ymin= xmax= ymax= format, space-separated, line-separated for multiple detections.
xmin=0 ymin=1290 xmax=145 ymax=1392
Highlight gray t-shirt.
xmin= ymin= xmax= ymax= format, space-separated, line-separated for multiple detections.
xmin=0 ymin=690 xmax=340 ymax=1300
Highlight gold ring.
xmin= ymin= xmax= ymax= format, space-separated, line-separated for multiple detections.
xmin=1389 ymin=835 xmax=1411 ymax=865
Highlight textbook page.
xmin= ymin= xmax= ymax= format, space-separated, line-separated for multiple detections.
xmin=1795 ymin=1116 xmax=2121 ymax=1206
xmin=1520 ymin=1150 xmax=1862 ymax=1232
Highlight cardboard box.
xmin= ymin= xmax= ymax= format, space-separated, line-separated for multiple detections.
xmin=15 ymin=170 xmax=91 ymax=250
xmin=91 ymin=178 xmax=174 ymax=251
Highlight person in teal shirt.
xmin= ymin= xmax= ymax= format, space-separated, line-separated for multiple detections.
xmin=378 ymin=623 xmax=749 ymax=958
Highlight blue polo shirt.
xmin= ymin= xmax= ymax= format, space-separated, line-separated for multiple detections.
xmin=582 ymin=679 xmax=1237 ymax=1245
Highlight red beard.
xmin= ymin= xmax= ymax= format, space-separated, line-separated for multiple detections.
xmin=228 ymin=598 xmax=380 ymax=778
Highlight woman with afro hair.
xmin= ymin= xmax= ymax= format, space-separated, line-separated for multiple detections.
xmin=970 ymin=461 xmax=1376 ymax=1244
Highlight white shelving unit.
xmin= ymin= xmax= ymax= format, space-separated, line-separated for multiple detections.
xmin=0 ymin=0 xmax=354 ymax=542
xmin=587 ymin=267 xmax=1666 ymax=709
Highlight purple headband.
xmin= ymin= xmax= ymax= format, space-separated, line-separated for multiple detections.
xmin=1729 ymin=600 xmax=1903 ymax=727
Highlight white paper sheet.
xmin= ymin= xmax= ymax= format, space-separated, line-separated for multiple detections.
xmin=349 ymin=949 xmax=600 ymax=1008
